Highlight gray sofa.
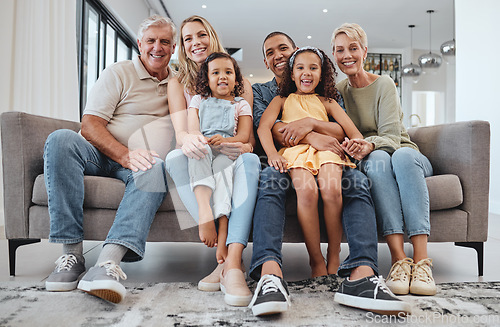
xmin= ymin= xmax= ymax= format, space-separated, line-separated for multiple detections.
xmin=1 ymin=112 xmax=490 ymax=276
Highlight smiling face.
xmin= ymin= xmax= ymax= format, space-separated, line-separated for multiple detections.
xmin=207 ymin=57 xmax=237 ymax=100
xmin=333 ymin=32 xmax=367 ymax=77
xmin=291 ymin=51 xmax=322 ymax=95
xmin=181 ymin=21 xmax=211 ymax=65
xmin=137 ymin=25 xmax=175 ymax=80
xmin=263 ymin=34 xmax=297 ymax=82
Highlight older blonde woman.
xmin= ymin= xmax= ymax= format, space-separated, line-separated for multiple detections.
xmin=165 ymin=16 xmax=260 ymax=306
xmin=331 ymin=23 xmax=436 ymax=296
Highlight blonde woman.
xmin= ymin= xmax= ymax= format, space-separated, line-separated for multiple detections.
xmin=332 ymin=23 xmax=436 ymax=296
xmin=165 ymin=16 xmax=260 ymax=307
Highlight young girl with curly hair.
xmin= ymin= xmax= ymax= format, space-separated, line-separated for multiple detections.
xmin=257 ymin=46 xmax=363 ymax=277
xmin=165 ymin=16 xmax=259 ymax=306
xmin=185 ymin=52 xmax=253 ymax=304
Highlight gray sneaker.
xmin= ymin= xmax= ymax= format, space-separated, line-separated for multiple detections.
xmin=77 ymin=260 xmax=127 ymax=303
xmin=45 ymin=254 xmax=86 ymax=291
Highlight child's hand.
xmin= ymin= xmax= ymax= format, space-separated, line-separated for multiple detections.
xmin=208 ymin=134 xmax=225 ymax=146
xmin=268 ymin=153 xmax=288 ymax=173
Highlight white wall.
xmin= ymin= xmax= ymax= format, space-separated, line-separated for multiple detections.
xmin=0 ymin=1 xmax=16 ymax=227
xmin=0 ymin=0 xmax=15 ymax=114
xmin=456 ymin=0 xmax=500 ymax=214
xmin=102 ymin=0 xmax=155 ymax=39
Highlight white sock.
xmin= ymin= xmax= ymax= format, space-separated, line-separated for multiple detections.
xmin=63 ymin=242 xmax=84 ymax=262
xmin=96 ymin=244 xmax=128 ymax=266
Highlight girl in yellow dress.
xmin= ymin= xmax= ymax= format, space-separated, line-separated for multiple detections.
xmin=257 ymin=46 xmax=364 ymax=277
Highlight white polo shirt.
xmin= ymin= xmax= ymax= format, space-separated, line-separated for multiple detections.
xmin=83 ymin=55 xmax=174 ymax=159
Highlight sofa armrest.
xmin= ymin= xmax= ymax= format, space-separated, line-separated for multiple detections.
xmin=408 ymin=120 xmax=490 ymax=241
xmin=1 ymin=111 xmax=81 ymax=239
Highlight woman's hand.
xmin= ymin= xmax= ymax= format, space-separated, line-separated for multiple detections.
xmin=268 ymin=153 xmax=288 ymax=173
xmin=342 ymin=138 xmax=374 ymax=160
xmin=217 ymin=142 xmax=252 ymax=160
xmin=279 ymin=117 xmax=314 ymax=147
xmin=181 ymin=134 xmax=208 ymax=159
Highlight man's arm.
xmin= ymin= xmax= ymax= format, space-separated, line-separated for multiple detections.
xmin=271 ymin=121 xmax=346 ymax=159
xmin=80 ymin=115 xmax=157 ymax=172
xmin=272 ymin=120 xmax=346 ymax=147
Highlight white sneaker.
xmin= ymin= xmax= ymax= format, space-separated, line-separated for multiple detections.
xmin=410 ymin=258 xmax=437 ymax=296
xmin=385 ymin=258 xmax=413 ymax=295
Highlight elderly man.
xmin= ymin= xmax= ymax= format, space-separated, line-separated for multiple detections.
xmin=44 ymin=15 xmax=176 ymax=303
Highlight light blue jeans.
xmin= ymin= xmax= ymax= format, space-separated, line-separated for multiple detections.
xmin=165 ymin=149 xmax=260 ymax=246
xmin=359 ymin=147 xmax=433 ymax=238
xmin=188 ymin=145 xmax=235 ymax=219
xmin=44 ymin=129 xmax=168 ymax=262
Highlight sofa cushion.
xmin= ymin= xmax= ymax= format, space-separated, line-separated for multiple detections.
xmin=31 ymin=174 xmax=177 ymax=212
xmin=32 ymin=173 xmax=463 ymax=213
xmin=426 ymin=174 xmax=463 ymax=210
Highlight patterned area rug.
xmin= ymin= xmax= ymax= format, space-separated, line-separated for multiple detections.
xmin=1 ymin=276 xmax=500 ymax=326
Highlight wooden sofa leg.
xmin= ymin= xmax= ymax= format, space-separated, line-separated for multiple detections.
xmin=454 ymin=242 xmax=484 ymax=276
xmin=9 ymin=239 xmax=41 ymax=276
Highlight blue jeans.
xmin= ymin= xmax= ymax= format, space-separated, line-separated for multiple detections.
xmin=249 ymin=166 xmax=379 ymax=280
xmin=165 ymin=149 xmax=260 ymax=246
xmin=44 ymin=129 xmax=168 ymax=262
xmin=359 ymin=148 xmax=433 ymax=238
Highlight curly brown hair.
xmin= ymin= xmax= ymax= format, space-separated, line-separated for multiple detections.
xmin=195 ymin=52 xmax=244 ymax=97
xmin=278 ymin=47 xmax=340 ymax=102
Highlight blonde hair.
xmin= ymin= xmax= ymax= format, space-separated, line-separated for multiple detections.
xmin=177 ymin=15 xmax=226 ymax=95
xmin=331 ymin=23 xmax=368 ymax=51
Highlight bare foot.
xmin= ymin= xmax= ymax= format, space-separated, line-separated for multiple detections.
xmin=310 ymin=257 xmax=328 ymax=278
xmin=216 ymin=241 xmax=228 ymax=264
xmin=326 ymin=246 xmax=340 ymax=275
xmin=216 ymin=216 xmax=228 ymax=263
xmin=199 ymin=213 xmax=217 ymax=247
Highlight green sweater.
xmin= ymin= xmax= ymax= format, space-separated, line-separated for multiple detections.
xmin=337 ymin=75 xmax=418 ymax=154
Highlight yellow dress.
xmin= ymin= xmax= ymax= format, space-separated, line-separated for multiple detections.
xmin=278 ymin=93 xmax=356 ymax=175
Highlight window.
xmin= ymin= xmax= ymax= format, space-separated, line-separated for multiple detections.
xmin=77 ymin=0 xmax=138 ymax=116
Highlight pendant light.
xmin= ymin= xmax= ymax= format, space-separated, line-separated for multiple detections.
xmin=402 ymin=25 xmax=421 ymax=83
xmin=440 ymin=0 xmax=456 ymax=60
xmin=418 ymin=10 xmax=442 ymax=74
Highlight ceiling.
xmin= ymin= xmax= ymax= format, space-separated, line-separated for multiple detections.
xmin=155 ymin=0 xmax=454 ymax=83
